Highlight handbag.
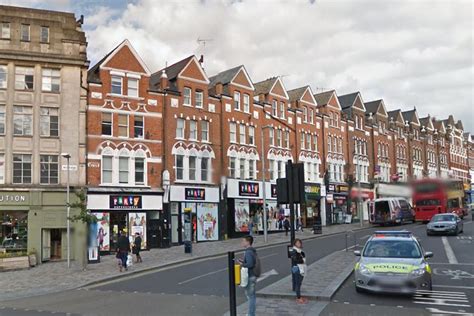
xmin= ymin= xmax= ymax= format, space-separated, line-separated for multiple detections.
xmin=240 ymin=267 xmax=249 ymax=287
xmin=297 ymin=264 xmax=307 ymax=276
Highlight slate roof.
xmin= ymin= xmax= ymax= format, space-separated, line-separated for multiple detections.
xmin=419 ymin=116 xmax=431 ymax=127
xmin=150 ymin=55 xmax=195 ymax=91
xmin=209 ymin=65 xmax=242 ymax=88
xmin=87 ymin=41 xmax=122 ymax=84
xmin=441 ymin=115 xmax=455 ymax=128
xmin=402 ymin=109 xmax=417 ymax=123
xmin=388 ymin=109 xmax=402 ymax=122
xmin=455 ymin=120 xmax=464 ymax=130
xmin=337 ymin=92 xmax=359 ymax=109
xmin=313 ymin=90 xmax=335 ymax=106
xmin=432 ymin=119 xmax=445 ymax=132
xmin=287 ymin=86 xmax=309 ymax=102
xmin=364 ymin=100 xmax=382 ymax=115
xmin=254 ymin=77 xmax=278 ymax=95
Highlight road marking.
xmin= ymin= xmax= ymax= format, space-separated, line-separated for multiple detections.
xmin=433 ymin=268 xmax=474 ymax=280
xmin=359 ymin=235 xmax=370 ymax=240
xmin=259 ymin=253 xmax=279 ymax=260
xmin=257 ymin=269 xmax=279 ymax=283
xmin=396 ymin=305 xmax=403 ymax=308
xmin=417 ymin=289 xmax=465 ymax=294
xmin=442 ymin=236 xmax=458 ymax=264
xmin=426 ymin=308 xmax=474 ymax=315
xmin=430 ymin=262 xmax=474 ymax=266
xmin=178 ymin=267 xmax=228 ymax=285
xmin=413 ymin=290 xmax=471 ymax=308
xmin=434 ymin=285 xmax=474 ymax=290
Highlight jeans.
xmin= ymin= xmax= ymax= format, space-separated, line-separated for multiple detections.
xmin=245 ymin=276 xmax=257 ymax=316
xmin=292 ymin=270 xmax=304 ymax=299
xmin=119 ymin=251 xmax=128 ymax=268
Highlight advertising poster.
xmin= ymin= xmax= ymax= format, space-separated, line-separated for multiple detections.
xmin=92 ymin=212 xmax=110 ymax=252
xmin=257 ymin=201 xmax=279 ymax=232
xmin=234 ymin=199 xmax=250 ymax=232
xmin=196 ymin=203 xmax=218 ymax=241
xmin=128 ymin=212 xmax=147 ymax=249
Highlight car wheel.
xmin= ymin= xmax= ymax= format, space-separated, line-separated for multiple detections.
xmin=427 ymin=232 xmax=432 ymax=236
xmin=355 ymin=286 xmax=364 ymax=293
xmin=428 ymin=281 xmax=433 ymax=291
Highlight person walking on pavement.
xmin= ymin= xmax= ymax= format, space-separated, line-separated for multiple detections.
xmin=133 ymin=232 xmax=142 ymax=263
xmin=290 ymin=238 xmax=308 ymax=304
xmin=117 ymin=230 xmax=130 ymax=272
xmin=283 ymin=216 xmax=290 ymax=236
xmin=239 ymin=236 xmax=258 ymax=316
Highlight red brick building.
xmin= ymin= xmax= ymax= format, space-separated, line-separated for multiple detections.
xmin=86 ymin=40 xmax=165 ymax=251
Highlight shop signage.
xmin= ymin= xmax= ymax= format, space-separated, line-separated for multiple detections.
xmin=109 ymin=196 xmax=142 ymax=209
xmin=305 ymin=184 xmax=321 ymax=197
xmin=328 ymin=184 xmax=336 ymax=192
xmin=326 ymin=193 xmax=334 ymax=202
xmin=185 ymin=188 xmax=206 ymax=201
xmin=271 ymin=184 xmax=277 ymax=198
xmin=239 ymin=181 xmax=260 ymax=197
xmin=0 ymin=193 xmax=28 ymax=203
xmin=337 ymin=185 xmax=349 ymax=193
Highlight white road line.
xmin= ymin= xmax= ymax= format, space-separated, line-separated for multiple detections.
xmin=433 ymin=285 xmax=474 ymax=290
xmin=417 ymin=289 xmax=466 ymax=294
xmin=178 ymin=267 xmax=228 ymax=285
xmin=442 ymin=236 xmax=459 ymax=264
xmin=359 ymin=235 xmax=370 ymax=240
xmin=259 ymin=253 xmax=279 ymax=260
xmin=430 ymin=263 xmax=474 ymax=266
xmin=415 ymin=294 xmax=467 ymax=299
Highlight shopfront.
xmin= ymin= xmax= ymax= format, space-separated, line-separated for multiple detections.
xmin=350 ymin=186 xmax=375 ymax=221
xmin=302 ymin=183 xmax=322 ymax=227
xmin=169 ymin=186 xmax=220 ymax=244
xmin=226 ymin=179 xmax=280 ymax=238
xmin=325 ymin=184 xmax=349 ymax=225
xmin=87 ymin=192 xmax=164 ymax=253
xmin=0 ymin=190 xmax=87 ymax=264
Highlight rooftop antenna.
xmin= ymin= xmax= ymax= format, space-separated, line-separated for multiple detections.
xmin=197 ymin=37 xmax=214 ymax=47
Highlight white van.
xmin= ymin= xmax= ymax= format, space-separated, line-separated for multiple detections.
xmin=369 ymin=197 xmax=415 ymax=225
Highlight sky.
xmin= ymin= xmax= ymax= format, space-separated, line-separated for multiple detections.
xmin=3 ymin=0 xmax=473 ymax=132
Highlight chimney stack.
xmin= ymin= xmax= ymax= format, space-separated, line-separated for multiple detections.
xmin=160 ymin=69 xmax=168 ymax=90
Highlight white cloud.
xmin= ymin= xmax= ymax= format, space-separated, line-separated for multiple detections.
xmin=10 ymin=0 xmax=473 ymax=131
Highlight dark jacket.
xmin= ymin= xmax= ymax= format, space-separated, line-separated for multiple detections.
xmin=290 ymin=248 xmax=305 ymax=267
xmin=242 ymin=247 xmax=257 ymax=277
xmin=117 ymin=235 xmax=130 ymax=252
xmin=134 ymin=236 xmax=142 ymax=250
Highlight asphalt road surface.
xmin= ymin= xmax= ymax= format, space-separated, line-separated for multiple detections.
xmin=1 ymin=221 xmax=466 ymax=316
xmin=322 ymin=217 xmax=474 ymax=316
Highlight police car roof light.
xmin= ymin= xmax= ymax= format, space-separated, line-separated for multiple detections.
xmin=373 ymin=231 xmax=412 ymax=237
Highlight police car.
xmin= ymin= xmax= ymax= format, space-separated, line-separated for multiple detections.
xmin=354 ymin=231 xmax=433 ymax=294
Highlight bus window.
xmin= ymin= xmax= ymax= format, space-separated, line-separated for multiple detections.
xmin=416 ymin=199 xmax=441 ymax=206
xmin=447 ymin=198 xmax=460 ymax=209
xmin=414 ymin=183 xmax=440 ymax=194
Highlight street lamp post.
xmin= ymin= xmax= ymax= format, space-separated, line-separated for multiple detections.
xmin=61 ymin=153 xmax=71 ymax=268
xmin=261 ymin=125 xmax=272 ymax=243
xmin=357 ymin=153 xmax=363 ymax=227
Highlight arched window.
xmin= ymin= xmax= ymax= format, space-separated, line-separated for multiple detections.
xmin=101 ymin=147 xmax=114 ymax=184
xmin=118 ymin=149 xmax=130 ymax=184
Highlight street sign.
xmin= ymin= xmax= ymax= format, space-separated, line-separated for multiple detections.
xmin=61 ymin=165 xmax=77 ymax=171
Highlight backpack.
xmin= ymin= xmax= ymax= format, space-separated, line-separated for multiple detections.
xmin=253 ymin=252 xmax=262 ymax=278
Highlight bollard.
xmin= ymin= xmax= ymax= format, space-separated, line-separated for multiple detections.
xmin=228 ymin=252 xmax=237 ymax=316
xmin=234 ymin=263 xmax=241 ymax=285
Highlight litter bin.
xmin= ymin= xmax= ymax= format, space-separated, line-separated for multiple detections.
xmin=184 ymin=241 xmax=192 ymax=254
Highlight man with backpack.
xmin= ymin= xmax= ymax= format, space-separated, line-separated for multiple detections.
xmin=239 ymin=236 xmax=260 ymax=316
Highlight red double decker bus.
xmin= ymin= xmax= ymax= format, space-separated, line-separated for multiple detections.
xmin=412 ymin=179 xmax=466 ymax=222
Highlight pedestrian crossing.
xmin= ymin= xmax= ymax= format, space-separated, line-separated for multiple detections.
xmin=457 ymin=236 xmax=473 ymax=244
xmin=413 ymin=289 xmax=473 ymax=316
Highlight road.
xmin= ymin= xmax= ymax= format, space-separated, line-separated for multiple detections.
xmin=321 ymin=217 xmax=474 ymax=316
xmin=0 ymin=220 xmax=471 ymax=316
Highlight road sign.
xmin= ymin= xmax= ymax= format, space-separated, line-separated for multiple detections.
xmin=61 ymin=165 xmax=77 ymax=171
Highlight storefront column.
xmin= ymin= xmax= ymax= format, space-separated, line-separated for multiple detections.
xmin=320 ymin=197 xmax=327 ymax=226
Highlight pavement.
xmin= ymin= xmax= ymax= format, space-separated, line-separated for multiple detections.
xmin=0 ymin=222 xmax=370 ymax=302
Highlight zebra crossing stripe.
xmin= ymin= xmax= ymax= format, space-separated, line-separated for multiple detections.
xmin=416 ymin=290 xmax=465 ymax=294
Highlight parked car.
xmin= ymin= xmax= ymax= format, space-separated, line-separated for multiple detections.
xmin=370 ymin=198 xmax=415 ymax=225
xmin=426 ymin=214 xmax=463 ymax=236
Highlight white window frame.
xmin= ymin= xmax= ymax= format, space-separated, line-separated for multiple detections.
xmin=280 ymin=101 xmax=285 ymax=119
xmin=134 ymin=155 xmax=146 ymax=185
xmin=101 ymin=112 xmax=113 ymax=136
xmin=0 ymin=105 xmax=5 ymax=135
xmin=118 ymin=114 xmax=129 ymax=138
xmin=230 ymin=122 xmax=237 ymax=143
xmin=195 ymin=91 xmax=203 ymax=108
xmin=248 ymin=126 xmax=255 ymax=145
xmin=183 ymin=87 xmax=192 ymax=106
xmin=189 ymin=155 xmax=197 ymax=181
xmin=1 ymin=22 xmax=10 ymax=39
xmin=111 ymin=75 xmax=122 ymax=95
xmin=277 ymin=129 xmax=282 ymax=147
xmin=40 ymin=107 xmax=59 ymax=137
xmin=101 ymin=154 xmax=113 ymax=184
xmin=234 ymin=91 xmax=240 ymax=110
xmin=128 ymin=78 xmax=139 ymax=97
xmin=243 ymin=94 xmax=250 ymax=113
xmin=13 ymin=106 xmax=33 ymax=136
xmin=176 ymin=118 xmax=185 ymax=139
xmin=15 ymin=67 xmax=34 ymax=90
xmin=42 ymin=69 xmax=61 ymax=92
xmin=20 ymin=24 xmax=30 ymax=41
xmin=0 ymin=65 xmax=7 ymax=89
xmin=229 ymin=156 xmax=236 ymax=178
xmin=201 ymin=120 xmax=209 ymax=142
xmin=175 ymin=154 xmax=184 ymax=180
xmin=269 ymin=128 xmax=274 ymax=146
xmin=40 ymin=26 xmax=49 ymax=43
xmin=272 ymin=100 xmax=278 ymax=116
xmin=239 ymin=124 xmax=246 ymax=144
xmin=118 ymin=153 xmax=130 ymax=184
xmin=285 ymin=131 xmax=290 ymax=148
xmin=189 ymin=120 xmax=197 ymax=140
xmin=12 ymin=154 xmax=32 ymax=184
xmin=134 ymin=115 xmax=144 ymax=139
xmin=0 ymin=154 xmax=4 ymax=184
xmin=40 ymin=155 xmax=59 ymax=184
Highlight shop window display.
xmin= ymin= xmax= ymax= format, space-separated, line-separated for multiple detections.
xmin=0 ymin=211 xmax=28 ymax=251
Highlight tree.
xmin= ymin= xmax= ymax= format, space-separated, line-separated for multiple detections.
xmin=68 ymin=190 xmax=97 ymax=269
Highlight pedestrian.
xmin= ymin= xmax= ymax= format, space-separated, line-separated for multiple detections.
xmin=239 ymin=236 xmax=257 ymax=316
xmin=133 ymin=232 xmax=142 ymax=263
xmin=117 ymin=230 xmax=130 ymax=272
xmin=283 ymin=216 xmax=290 ymax=236
xmin=290 ymin=238 xmax=308 ymax=304
xmin=297 ymin=217 xmax=304 ymax=232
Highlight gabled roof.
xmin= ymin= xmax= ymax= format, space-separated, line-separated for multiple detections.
xmin=455 ymin=120 xmax=464 ymax=130
xmin=254 ymin=76 xmax=289 ymax=99
xmin=313 ymin=90 xmax=335 ymax=106
xmin=209 ymin=65 xmax=242 ymax=87
xmin=441 ymin=115 xmax=456 ymax=128
xmin=388 ymin=109 xmax=404 ymax=124
xmin=402 ymin=108 xmax=420 ymax=125
xmin=432 ymin=119 xmax=446 ymax=134
xmin=420 ymin=116 xmax=434 ymax=131
xmin=337 ymin=92 xmax=359 ymax=110
xmin=87 ymin=39 xmax=151 ymax=84
xmin=287 ymin=86 xmax=317 ymax=105
xmin=364 ymin=99 xmax=388 ymax=117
